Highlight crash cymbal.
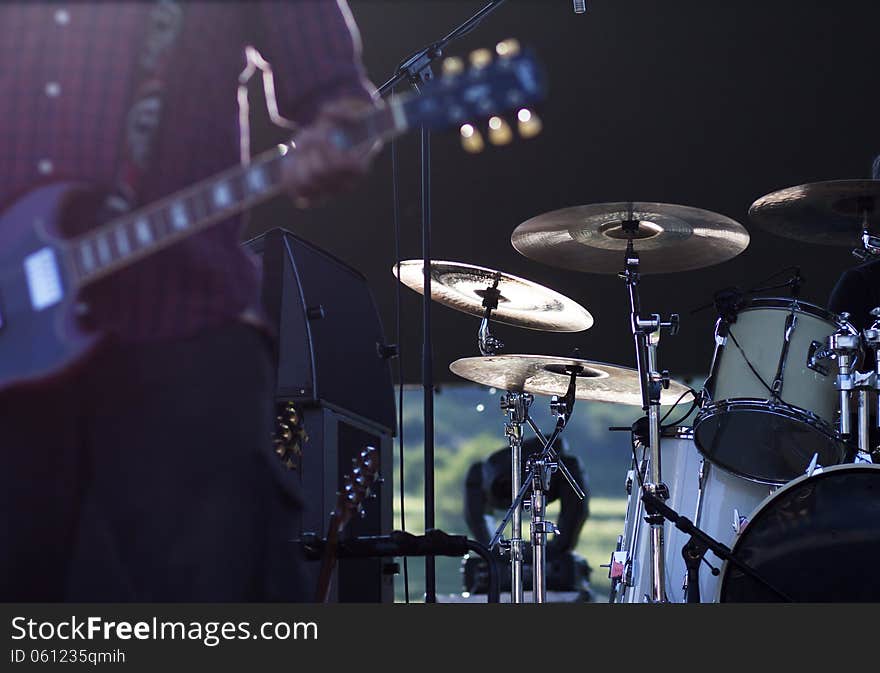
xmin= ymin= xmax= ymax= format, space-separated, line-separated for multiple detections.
xmin=511 ymin=202 xmax=749 ymax=274
xmin=393 ymin=260 xmax=593 ymax=332
xmin=749 ymin=180 xmax=880 ymax=246
xmin=449 ymin=354 xmax=691 ymax=406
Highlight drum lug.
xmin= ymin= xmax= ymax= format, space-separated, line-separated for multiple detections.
xmin=806 ymin=340 xmax=832 ymax=376
xmin=605 ymin=549 xmax=628 ymax=582
xmin=805 ymin=453 xmax=822 ymax=478
xmin=732 ymin=508 xmax=749 ymax=535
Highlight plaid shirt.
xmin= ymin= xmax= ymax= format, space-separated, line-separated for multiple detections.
xmin=0 ymin=0 xmax=372 ymax=340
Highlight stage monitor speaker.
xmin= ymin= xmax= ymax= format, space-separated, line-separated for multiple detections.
xmin=244 ymin=227 xmax=396 ymax=435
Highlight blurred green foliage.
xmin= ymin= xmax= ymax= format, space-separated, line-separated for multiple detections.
xmin=390 ymin=383 xmax=698 ymax=602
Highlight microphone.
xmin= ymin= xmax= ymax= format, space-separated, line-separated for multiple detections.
xmin=573 ymin=0 xmax=587 ymax=14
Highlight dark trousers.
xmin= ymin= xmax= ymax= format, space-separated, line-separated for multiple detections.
xmin=0 ymin=323 xmax=303 ymax=601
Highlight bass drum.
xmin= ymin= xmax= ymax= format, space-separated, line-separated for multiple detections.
xmin=718 ymin=464 xmax=880 ymax=602
xmin=614 ymin=428 xmax=771 ymax=603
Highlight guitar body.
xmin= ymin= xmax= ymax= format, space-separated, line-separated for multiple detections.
xmin=0 ymin=183 xmax=103 ymax=394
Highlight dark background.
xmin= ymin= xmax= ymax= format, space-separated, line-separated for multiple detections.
xmin=245 ymin=0 xmax=880 ymax=383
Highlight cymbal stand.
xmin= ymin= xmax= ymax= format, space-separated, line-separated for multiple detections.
xmin=477 ymin=273 xmax=504 ymax=356
xmin=493 ymin=369 xmax=586 ymax=602
xmin=823 ymin=316 xmax=865 ymax=455
xmin=619 ymin=227 xmax=678 ymax=603
xmin=498 ymin=390 xmax=531 ymax=603
xmin=859 ymin=309 xmax=880 ymax=461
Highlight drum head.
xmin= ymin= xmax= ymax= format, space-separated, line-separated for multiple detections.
xmin=719 ymin=465 xmax=880 ymax=602
xmin=694 ymin=401 xmax=847 ymax=484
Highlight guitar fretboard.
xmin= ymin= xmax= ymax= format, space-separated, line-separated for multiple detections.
xmin=66 ymin=104 xmax=396 ymax=288
xmin=68 ymin=149 xmax=286 ymax=285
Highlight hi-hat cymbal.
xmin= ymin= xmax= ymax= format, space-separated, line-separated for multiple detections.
xmin=393 ymin=260 xmax=593 ymax=332
xmin=749 ymin=180 xmax=880 ymax=246
xmin=511 ymin=202 xmax=749 ymax=274
xmin=449 ymin=354 xmax=691 ymax=406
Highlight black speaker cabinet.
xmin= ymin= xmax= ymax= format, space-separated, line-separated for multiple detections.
xmin=297 ymin=406 xmax=394 ymax=603
xmin=244 ymin=228 xmax=395 ymax=602
xmin=244 ymin=227 xmax=396 ymax=434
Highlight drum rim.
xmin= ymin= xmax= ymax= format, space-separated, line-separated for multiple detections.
xmin=693 ymin=398 xmax=846 ymax=485
xmin=737 ymin=296 xmax=843 ymax=325
xmin=715 ymin=462 xmax=880 ymax=602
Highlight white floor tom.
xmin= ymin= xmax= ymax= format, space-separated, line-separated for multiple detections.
xmin=611 ymin=427 xmax=772 ymax=603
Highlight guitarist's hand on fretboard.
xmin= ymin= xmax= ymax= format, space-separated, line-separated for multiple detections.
xmin=281 ymin=97 xmax=384 ymax=208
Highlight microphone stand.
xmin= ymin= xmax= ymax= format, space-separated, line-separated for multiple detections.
xmin=641 ymin=491 xmax=793 ymax=602
xmin=376 ymin=0 xmax=509 ymax=604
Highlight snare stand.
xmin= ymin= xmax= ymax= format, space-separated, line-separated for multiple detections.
xmin=619 ymin=224 xmax=679 ymax=603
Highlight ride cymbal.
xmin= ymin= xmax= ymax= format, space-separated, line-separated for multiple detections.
xmin=393 ymin=260 xmax=593 ymax=332
xmin=749 ymin=180 xmax=880 ymax=246
xmin=511 ymin=202 xmax=749 ymax=274
xmin=449 ymin=354 xmax=691 ymax=406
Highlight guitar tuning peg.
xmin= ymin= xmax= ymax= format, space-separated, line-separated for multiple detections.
xmin=442 ymin=56 xmax=465 ymax=77
xmin=460 ymin=124 xmax=485 ymax=153
xmin=517 ymin=108 xmax=543 ymax=139
xmin=469 ymin=48 xmax=493 ymax=69
xmin=495 ymin=39 xmax=521 ymax=58
xmin=488 ymin=116 xmax=513 ymax=146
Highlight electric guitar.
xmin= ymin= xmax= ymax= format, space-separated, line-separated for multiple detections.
xmin=0 ymin=41 xmax=546 ymax=392
xmin=315 ymin=445 xmax=380 ymax=603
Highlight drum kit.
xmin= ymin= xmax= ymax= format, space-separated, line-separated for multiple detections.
xmin=394 ymin=177 xmax=880 ymax=603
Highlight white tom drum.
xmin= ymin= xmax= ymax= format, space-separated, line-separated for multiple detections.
xmin=694 ymin=298 xmax=850 ymax=484
xmin=611 ymin=427 xmax=772 ymax=603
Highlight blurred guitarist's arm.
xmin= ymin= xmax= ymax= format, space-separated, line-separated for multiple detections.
xmin=250 ymin=0 xmax=383 ymax=204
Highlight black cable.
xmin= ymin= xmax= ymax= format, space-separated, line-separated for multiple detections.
xmin=390 ymin=98 xmax=409 ymax=604
xmin=629 ymin=437 xmax=646 ymax=490
xmin=727 ymin=328 xmax=776 ymax=397
xmin=464 ymin=539 xmax=500 ymax=604
xmin=747 ymin=266 xmax=801 ymax=294
xmin=659 ymin=388 xmax=698 ymax=427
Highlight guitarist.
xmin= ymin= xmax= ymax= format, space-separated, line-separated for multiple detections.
xmin=0 ymin=1 xmax=380 ymax=601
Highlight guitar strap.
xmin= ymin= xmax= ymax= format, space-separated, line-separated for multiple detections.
xmin=112 ymin=0 xmax=185 ymax=209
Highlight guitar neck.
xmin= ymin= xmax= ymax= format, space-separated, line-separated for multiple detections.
xmin=62 ymin=45 xmax=548 ymax=289
xmin=315 ymin=514 xmax=343 ymax=603
xmin=66 ymin=103 xmax=402 ymax=289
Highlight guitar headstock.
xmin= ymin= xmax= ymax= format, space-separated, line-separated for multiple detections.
xmin=273 ymin=401 xmax=307 ymax=471
xmin=396 ymin=38 xmax=548 ymax=152
xmin=333 ymin=446 xmax=380 ymax=532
